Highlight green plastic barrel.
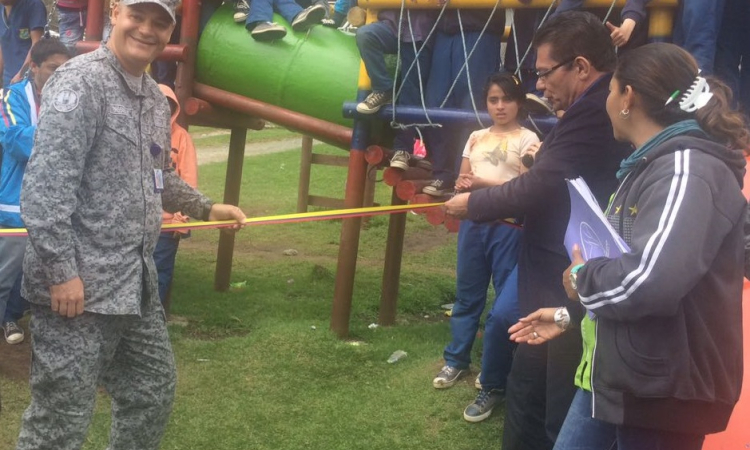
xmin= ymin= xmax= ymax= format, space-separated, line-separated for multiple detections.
xmin=196 ymin=5 xmax=360 ymax=127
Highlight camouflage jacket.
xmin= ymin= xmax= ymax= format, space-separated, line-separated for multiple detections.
xmin=20 ymin=45 xmax=213 ymax=315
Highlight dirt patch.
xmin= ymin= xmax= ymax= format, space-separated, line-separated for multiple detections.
xmin=0 ymin=318 xmax=31 ymax=382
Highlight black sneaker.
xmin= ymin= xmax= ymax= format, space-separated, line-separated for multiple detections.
xmin=3 ymin=321 xmax=24 ymax=345
xmin=233 ymin=0 xmax=249 ymax=23
xmin=390 ymin=151 xmax=410 ymax=170
xmin=463 ymin=389 xmax=504 ymax=422
xmin=251 ymin=22 xmax=287 ymax=41
xmin=422 ymin=179 xmax=450 ymax=197
xmin=356 ymin=91 xmax=392 ymax=114
xmin=291 ymin=4 xmax=326 ymax=32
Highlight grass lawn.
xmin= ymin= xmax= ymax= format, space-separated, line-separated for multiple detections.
xmin=0 ymin=132 xmax=504 ymax=449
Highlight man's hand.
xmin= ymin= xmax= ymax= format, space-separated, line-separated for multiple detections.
xmin=563 ymin=244 xmax=586 ymax=300
xmin=606 ymin=19 xmax=636 ymax=48
xmin=50 ymin=277 xmax=85 ymax=318
xmin=208 ymin=204 xmax=247 ymax=232
xmin=443 ymin=192 xmax=470 ymax=220
xmin=508 ymin=308 xmax=561 ymax=344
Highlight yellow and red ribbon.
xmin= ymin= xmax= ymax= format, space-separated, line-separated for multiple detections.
xmin=0 ymin=202 xmax=445 ymax=237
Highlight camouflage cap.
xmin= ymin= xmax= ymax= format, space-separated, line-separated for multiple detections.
xmin=119 ymin=0 xmax=177 ymax=23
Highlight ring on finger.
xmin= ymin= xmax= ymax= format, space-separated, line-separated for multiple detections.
xmin=532 ymin=331 xmax=539 ymax=339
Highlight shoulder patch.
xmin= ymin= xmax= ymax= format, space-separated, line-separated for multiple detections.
xmin=53 ymin=90 xmax=80 ymax=112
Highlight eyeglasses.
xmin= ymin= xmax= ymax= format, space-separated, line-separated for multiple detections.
xmin=535 ymin=58 xmax=576 ymax=79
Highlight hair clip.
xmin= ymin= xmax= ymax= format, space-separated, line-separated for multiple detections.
xmin=512 ymin=75 xmax=520 ymax=86
xmin=664 ymin=90 xmax=680 ymax=106
xmin=678 ymin=75 xmax=713 ymax=112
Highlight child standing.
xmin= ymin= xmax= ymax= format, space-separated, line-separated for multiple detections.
xmin=434 ymin=73 xmax=540 ymax=423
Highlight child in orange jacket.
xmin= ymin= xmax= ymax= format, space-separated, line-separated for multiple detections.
xmin=154 ymin=84 xmax=198 ymax=305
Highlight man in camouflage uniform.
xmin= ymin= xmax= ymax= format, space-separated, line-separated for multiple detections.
xmin=14 ymin=0 xmax=246 ymax=448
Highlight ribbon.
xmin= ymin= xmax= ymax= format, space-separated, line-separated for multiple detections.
xmin=0 ymin=202 xmax=445 ymax=237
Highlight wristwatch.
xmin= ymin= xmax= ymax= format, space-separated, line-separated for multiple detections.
xmin=554 ymin=307 xmax=571 ymax=331
xmin=569 ymin=263 xmax=585 ymax=291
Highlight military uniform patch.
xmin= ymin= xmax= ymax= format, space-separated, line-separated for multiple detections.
xmin=53 ymin=90 xmax=79 ymax=112
xmin=19 ymin=28 xmax=30 ymax=40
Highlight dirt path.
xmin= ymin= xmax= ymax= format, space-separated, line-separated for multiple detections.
xmin=196 ymin=137 xmax=320 ymax=165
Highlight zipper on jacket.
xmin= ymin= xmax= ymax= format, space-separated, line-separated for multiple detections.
xmin=590 ymin=318 xmax=599 ymax=417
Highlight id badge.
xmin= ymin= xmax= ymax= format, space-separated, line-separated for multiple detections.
xmin=154 ymin=169 xmax=164 ymax=193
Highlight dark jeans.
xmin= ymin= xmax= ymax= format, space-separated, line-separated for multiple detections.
xmin=424 ymin=31 xmax=501 ymax=183
xmin=246 ymin=0 xmax=302 ymax=29
xmin=153 ymin=233 xmax=181 ymax=304
xmin=673 ymin=0 xmax=726 ymax=74
xmin=715 ymin=0 xmax=750 ymax=118
xmin=4 ymin=275 xmax=28 ymax=323
xmin=555 ymin=389 xmax=705 ymax=450
xmin=444 ymin=221 xmax=520 ymax=372
xmin=356 ymin=21 xmax=433 ymax=152
xmin=479 ymin=264 xmax=520 ymax=391
xmin=502 ymin=327 xmax=582 ymax=450
xmin=57 ymin=7 xmax=87 ymax=51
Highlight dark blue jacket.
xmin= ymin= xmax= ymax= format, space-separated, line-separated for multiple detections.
xmin=467 ymin=74 xmax=631 ymax=317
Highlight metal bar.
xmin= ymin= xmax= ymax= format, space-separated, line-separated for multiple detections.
xmin=214 ymin=127 xmax=247 ymax=292
xmin=359 ymin=0 xmax=676 ymax=9
xmin=297 ymin=136 xmax=314 ymax=213
xmin=184 ymin=98 xmax=265 ymax=130
xmin=343 ymin=102 xmax=558 ymax=132
xmin=330 ymin=112 xmax=370 ymax=338
xmin=195 ymin=83 xmax=353 ymax=151
xmin=378 ymin=190 xmax=408 ymax=326
xmin=85 ymin=0 xmax=104 ymax=41
xmin=174 ymin=0 xmax=200 ymax=128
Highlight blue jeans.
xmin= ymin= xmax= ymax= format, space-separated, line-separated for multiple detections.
xmin=715 ymin=0 xmax=750 ymax=116
xmin=153 ymin=233 xmax=181 ymax=304
xmin=424 ymin=31 xmax=502 ymax=183
xmin=246 ymin=0 xmax=302 ymax=29
xmin=356 ymin=21 xmax=433 ymax=152
xmin=555 ymin=389 xmax=706 ymax=450
xmin=444 ymin=221 xmax=521 ymax=369
xmin=479 ymin=264 xmax=520 ymax=391
xmin=57 ymin=7 xmax=87 ymax=51
xmin=673 ymin=0 xmax=725 ymax=74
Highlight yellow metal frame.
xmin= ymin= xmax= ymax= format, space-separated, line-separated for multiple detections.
xmin=359 ymin=0 xmax=677 ymax=10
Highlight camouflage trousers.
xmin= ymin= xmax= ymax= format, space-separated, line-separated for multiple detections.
xmin=16 ymin=299 xmax=176 ymax=450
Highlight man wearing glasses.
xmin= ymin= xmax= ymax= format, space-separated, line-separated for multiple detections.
xmin=444 ymin=11 xmax=631 ymax=450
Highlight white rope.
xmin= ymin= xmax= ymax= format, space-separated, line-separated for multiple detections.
xmin=512 ymin=0 xmax=557 ymax=79
xmin=390 ymin=0 xmax=451 ymax=131
xmin=437 ymin=0 xmax=501 ymax=113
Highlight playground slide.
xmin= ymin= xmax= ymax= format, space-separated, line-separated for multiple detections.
xmin=196 ymin=5 xmax=361 ymax=128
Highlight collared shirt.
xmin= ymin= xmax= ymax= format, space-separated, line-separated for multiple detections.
xmin=0 ymin=0 xmax=47 ymax=85
xmin=21 ymin=45 xmax=213 ymax=315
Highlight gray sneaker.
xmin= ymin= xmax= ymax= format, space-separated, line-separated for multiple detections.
xmin=413 ymin=158 xmax=432 ymax=171
xmin=422 ymin=179 xmax=450 ymax=197
xmin=233 ymin=0 xmax=249 ymax=23
xmin=432 ymin=365 xmax=467 ymax=389
xmin=291 ymin=4 xmax=326 ymax=32
xmin=390 ymin=150 xmax=410 ymax=170
xmin=356 ymin=91 xmax=392 ymax=114
xmin=3 ymin=321 xmax=24 ymax=345
xmin=251 ymin=22 xmax=287 ymax=41
xmin=463 ymin=389 xmax=504 ymax=422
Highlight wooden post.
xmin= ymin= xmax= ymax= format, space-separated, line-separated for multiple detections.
xmin=214 ymin=127 xmax=247 ymax=291
xmin=297 ymin=136 xmax=314 ymax=213
xmin=378 ymin=189 xmax=407 ymax=325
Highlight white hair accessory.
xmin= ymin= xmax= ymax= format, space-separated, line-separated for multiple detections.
xmin=679 ymin=75 xmax=714 ymax=113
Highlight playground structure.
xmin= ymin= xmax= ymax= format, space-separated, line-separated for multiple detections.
xmin=74 ymin=1 xmax=750 ymax=446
